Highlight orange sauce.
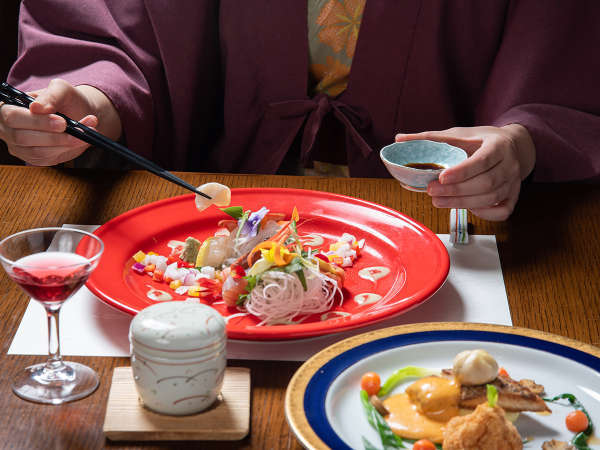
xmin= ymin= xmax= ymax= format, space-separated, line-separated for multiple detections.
xmin=383 ymin=376 xmax=460 ymax=443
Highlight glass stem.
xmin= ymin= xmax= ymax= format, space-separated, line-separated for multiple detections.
xmin=45 ymin=306 xmax=66 ymax=372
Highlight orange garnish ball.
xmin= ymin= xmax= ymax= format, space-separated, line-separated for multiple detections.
xmin=413 ymin=439 xmax=436 ymax=450
xmin=360 ymin=372 xmax=381 ymax=397
xmin=566 ymin=410 xmax=589 ymax=433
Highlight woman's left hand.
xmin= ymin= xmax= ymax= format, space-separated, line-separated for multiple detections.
xmin=395 ymin=124 xmax=536 ymax=221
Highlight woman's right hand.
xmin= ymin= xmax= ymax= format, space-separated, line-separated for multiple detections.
xmin=0 ymin=78 xmax=121 ymax=166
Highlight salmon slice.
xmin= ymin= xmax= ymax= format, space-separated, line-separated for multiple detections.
xmin=442 ymin=370 xmax=550 ymax=412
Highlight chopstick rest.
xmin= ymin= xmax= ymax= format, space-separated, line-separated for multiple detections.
xmin=450 ymin=208 xmax=469 ymax=245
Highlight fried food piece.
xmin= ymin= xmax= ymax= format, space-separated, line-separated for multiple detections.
xmin=443 ymin=403 xmax=523 ymax=450
xmin=541 ymin=440 xmax=575 ymax=450
xmin=441 ymin=370 xmax=550 ymax=412
xmin=518 ymin=378 xmax=545 ymax=396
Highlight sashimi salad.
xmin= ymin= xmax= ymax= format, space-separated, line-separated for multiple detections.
xmin=129 ymin=184 xmax=365 ymax=325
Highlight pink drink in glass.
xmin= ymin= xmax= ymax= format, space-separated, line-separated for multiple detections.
xmin=0 ymin=227 xmax=104 ymax=404
xmin=11 ymin=252 xmax=91 ymax=304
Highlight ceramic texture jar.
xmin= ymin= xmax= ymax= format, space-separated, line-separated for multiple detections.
xmin=129 ymin=301 xmax=226 ymax=415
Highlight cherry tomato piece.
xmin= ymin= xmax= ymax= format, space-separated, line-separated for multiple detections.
xmin=498 ymin=367 xmax=509 ymax=377
xmin=566 ymin=410 xmax=589 ymax=433
xmin=360 ymin=372 xmax=381 ymax=396
xmin=413 ymin=439 xmax=436 ymax=450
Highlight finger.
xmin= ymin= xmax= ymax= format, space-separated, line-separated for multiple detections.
xmin=14 ymin=114 xmax=98 ymax=147
xmin=431 ymin=181 xmax=512 ymax=209
xmin=395 ymin=130 xmax=483 ymax=154
xmin=429 ymin=156 xmax=518 ymax=197
xmin=0 ymin=103 xmax=66 ymax=134
xmin=469 ymin=181 xmax=521 ymax=222
xmin=9 ymin=143 xmax=88 ymax=166
xmin=12 ymin=128 xmax=83 ymax=148
xmin=439 ymin=137 xmax=505 ymax=184
xmin=29 ymin=79 xmax=75 ymax=115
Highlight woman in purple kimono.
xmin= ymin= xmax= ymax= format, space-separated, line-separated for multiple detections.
xmin=1 ymin=1 xmax=599 ymax=221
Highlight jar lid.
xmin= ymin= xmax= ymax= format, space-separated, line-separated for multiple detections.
xmin=129 ymin=302 xmax=226 ymax=354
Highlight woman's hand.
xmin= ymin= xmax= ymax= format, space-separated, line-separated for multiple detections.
xmin=0 ymin=78 xmax=121 ymax=166
xmin=395 ymin=125 xmax=536 ymax=221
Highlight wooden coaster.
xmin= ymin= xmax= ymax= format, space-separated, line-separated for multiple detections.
xmin=103 ymin=366 xmax=250 ymax=441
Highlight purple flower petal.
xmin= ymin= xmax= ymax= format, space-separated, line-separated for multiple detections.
xmin=241 ymin=207 xmax=269 ymax=237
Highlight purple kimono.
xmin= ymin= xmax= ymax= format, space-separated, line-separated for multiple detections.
xmin=8 ymin=0 xmax=600 ymax=181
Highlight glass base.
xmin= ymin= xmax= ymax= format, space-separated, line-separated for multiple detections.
xmin=12 ymin=361 xmax=99 ymax=404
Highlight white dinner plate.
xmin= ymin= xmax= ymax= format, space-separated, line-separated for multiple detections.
xmin=285 ymin=322 xmax=600 ymax=449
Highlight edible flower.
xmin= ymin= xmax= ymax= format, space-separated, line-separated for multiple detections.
xmin=248 ymin=241 xmax=296 ymax=267
xmin=241 ymin=207 xmax=269 ymax=237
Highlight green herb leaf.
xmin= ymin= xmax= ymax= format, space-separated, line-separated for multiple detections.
xmin=237 ymin=274 xmax=260 ymax=306
xmin=236 ymin=293 xmax=248 ymax=306
xmin=283 ymin=257 xmax=303 ymax=274
xmin=283 ymin=256 xmax=307 ymax=290
xmin=220 ymin=206 xmax=244 ymax=219
xmin=295 ymin=268 xmax=307 ymax=291
xmin=289 ymin=220 xmax=303 ymax=253
xmin=361 ymin=436 xmax=381 ymax=450
xmin=572 ymin=432 xmax=592 ymax=449
xmin=378 ymin=366 xmax=438 ymax=397
xmin=487 ymin=384 xmax=498 ymax=407
xmin=244 ymin=274 xmax=259 ymax=292
xmin=360 ymin=390 xmax=405 ymax=449
xmin=235 ymin=210 xmax=250 ymax=241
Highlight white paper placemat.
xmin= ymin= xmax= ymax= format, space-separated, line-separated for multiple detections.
xmin=8 ymin=226 xmax=511 ymax=361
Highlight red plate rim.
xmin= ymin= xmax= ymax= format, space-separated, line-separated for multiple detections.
xmin=86 ymin=188 xmax=449 ymax=340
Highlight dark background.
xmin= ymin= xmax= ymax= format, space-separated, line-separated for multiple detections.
xmin=1 ymin=0 xmax=26 ymax=165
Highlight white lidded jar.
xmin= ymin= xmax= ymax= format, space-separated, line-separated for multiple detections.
xmin=129 ymin=301 xmax=226 ymax=415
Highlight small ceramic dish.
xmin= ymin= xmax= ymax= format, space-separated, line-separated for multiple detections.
xmin=380 ymin=140 xmax=467 ymax=192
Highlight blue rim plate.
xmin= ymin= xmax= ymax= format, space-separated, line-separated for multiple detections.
xmin=285 ymin=322 xmax=600 ymax=449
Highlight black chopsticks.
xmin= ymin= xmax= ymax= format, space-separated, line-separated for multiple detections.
xmin=0 ymin=82 xmax=211 ymax=200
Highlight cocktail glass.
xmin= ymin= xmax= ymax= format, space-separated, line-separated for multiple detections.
xmin=0 ymin=227 xmax=104 ymax=404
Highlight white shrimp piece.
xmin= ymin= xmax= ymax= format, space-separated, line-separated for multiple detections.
xmin=341 ymin=257 xmax=353 ymax=267
xmin=222 ymin=275 xmax=248 ymax=307
xmin=155 ymin=259 xmax=168 ymax=273
xmin=142 ymin=254 xmax=167 ymax=266
xmin=164 ymin=262 xmax=181 ymax=281
xmin=200 ymin=235 xmax=232 ymax=268
xmin=175 ymin=286 xmax=190 ymax=295
xmin=200 ymin=266 xmax=216 ymax=278
xmin=340 ymin=233 xmax=355 ymax=243
xmin=195 ymin=182 xmax=231 ymax=212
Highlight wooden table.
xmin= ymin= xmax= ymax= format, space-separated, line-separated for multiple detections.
xmin=0 ymin=165 xmax=598 ymax=449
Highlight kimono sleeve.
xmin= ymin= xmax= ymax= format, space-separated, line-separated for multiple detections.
xmin=476 ymin=1 xmax=600 ymax=182
xmin=7 ymin=0 xmax=157 ymax=159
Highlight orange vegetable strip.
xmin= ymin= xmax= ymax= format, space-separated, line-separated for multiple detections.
xmin=246 ymin=241 xmax=276 ymax=267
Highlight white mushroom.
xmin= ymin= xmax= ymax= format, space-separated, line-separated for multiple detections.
xmin=453 ymin=349 xmax=499 ymax=386
xmin=195 ymin=182 xmax=231 ymax=212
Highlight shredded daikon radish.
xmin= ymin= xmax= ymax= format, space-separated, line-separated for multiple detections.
xmin=244 ymin=266 xmax=342 ymax=325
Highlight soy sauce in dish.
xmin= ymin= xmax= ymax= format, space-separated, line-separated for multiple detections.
xmin=404 ymin=163 xmax=445 ymax=170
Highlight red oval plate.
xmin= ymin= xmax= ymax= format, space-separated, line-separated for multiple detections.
xmin=86 ymin=188 xmax=449 ymax=340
